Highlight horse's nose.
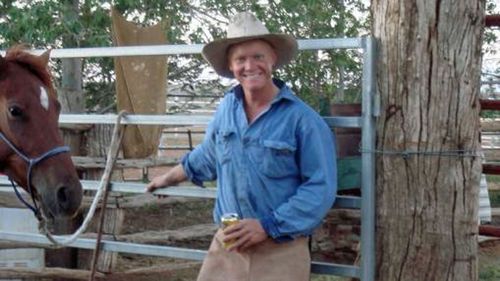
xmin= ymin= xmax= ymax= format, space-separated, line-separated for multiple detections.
xmin=57 ymin=185 xmax=80 ymax=214
xmin=57 ymin=186 xmax=70 ymax=210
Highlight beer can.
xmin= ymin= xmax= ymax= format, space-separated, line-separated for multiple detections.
xmin=221 ymin=213 xmax=239 ymax=249
xmin=221 ymin=213 xmax=239 ymax=229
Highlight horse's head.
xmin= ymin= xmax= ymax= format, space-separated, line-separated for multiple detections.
xmin=0 ymin=46 xmax=83 ymax=219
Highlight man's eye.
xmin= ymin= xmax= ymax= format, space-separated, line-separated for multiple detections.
xmin=254 ymin=54 xmax=264 ymax=60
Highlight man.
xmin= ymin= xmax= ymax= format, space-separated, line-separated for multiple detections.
xmin=146 ymin=11 xmax=337 ymax=281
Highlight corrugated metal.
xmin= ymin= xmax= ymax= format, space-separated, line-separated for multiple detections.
xmin=480 ymin=174 xmax=492 ymax=223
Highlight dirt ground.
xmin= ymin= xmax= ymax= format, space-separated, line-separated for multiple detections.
xmin=478 ymin=238 xmax=500 ymax=280
xmin=98 ymin=194 xmax=213 ymax=280
xmin=83 ymin=193 xmax=500 ymax=281
xmin=86 ymin=193 xmax=352 ymax=281
xmin=71 ymin=162 xmax=500 ymax=281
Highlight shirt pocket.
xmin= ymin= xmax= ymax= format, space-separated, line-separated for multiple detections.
xmin=215 ymin=130 xmax=235 ymax=165
xmin=257 ymin=140 xmax=298 ymax=178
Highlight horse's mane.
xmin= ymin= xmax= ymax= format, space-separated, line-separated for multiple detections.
xmin=5 ymin=45 xmax=55 ymax=92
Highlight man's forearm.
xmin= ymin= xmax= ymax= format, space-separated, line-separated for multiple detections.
xmin=166 ymin=164 xmax=188 ymax=185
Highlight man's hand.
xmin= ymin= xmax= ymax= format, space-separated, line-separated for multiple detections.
xmin=144 ymin=164 xmax=187 ymax=195
xmin=223 ymin=219 xmax=268 ymax=252
xmin=145 ymin=173 xmax=170 ymax=193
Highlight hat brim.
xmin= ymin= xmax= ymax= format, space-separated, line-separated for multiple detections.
xmin=201 ymin=34 xmax=298 ymax=78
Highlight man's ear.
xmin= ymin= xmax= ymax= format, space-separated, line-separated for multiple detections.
xmin=271 ymin=50 xmax=278 ymax=67
xmin=227 ymin=54 xmax=233 ymax=73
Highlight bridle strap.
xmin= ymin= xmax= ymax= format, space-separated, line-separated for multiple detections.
xmin=0 ymin=132 xmax=70 ymax=218
xmin=11 ymin=178 xmax=38 ymax=216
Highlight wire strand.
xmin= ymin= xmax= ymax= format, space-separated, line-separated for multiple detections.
xmin=359 ymin=148 xmax=479 ymax=158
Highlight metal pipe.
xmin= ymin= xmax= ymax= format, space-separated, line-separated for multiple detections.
xmin=360 ymin=36 xmax=377 ymax=281
xmin=1 ymin=38 xmax=364 ymax=58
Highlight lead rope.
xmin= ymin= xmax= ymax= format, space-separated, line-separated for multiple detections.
xmin=88 ymin=110 xmax=126 ymax=281
xmin=38 ymin=110 xmax=127 ymax=248
xmin=88 ymin=121 xmax=124 ymax=281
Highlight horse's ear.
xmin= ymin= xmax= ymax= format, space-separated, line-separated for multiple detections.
xmin=0 ymin=55 xmax=6 ymax=79
xmin=40 ymin=49 xmax=51 ymax=67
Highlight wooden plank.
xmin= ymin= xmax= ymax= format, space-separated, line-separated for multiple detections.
xmin=483 ymin=163 xmax=500 ymax=175
xmin=80 ymin=223 xmax=217 ymax=245
xmin=0 ymin=192 xmax=31 ymax=208
xmin=480 ymin=99 xmax=500 ymax=110
xmin=104 ymin=263 xmax=200 ymax=281
xmin=480 ymin=119 xmax=500 ymax=131
xmin=0 ymin=241 xmax=47 ymax=249
xmin=59 ymin=123 xmax=93 ymax=132
xmin=485 ymin=14 xmax=500 ymax=27
xmin=0 ymin=267 xmax=105 ymax=280
xmin=480 ymin=225 xmax=500 ymax=237
xmin=487 ymin=181 xmax=500 ymax=191
xmin=77 ymin=205 xmax=124 ymax=274
xmin=483 ymin=149 xmax=500 ymax=162
xmin=72 ymin=156 xmax=179 ymax=169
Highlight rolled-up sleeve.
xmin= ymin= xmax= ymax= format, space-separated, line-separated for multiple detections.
xmin=181 ymin=119 xmax=218 ymax=186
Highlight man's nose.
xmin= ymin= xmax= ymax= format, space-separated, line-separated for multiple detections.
xmin=244 ymin=58 xmax=256 ymax=69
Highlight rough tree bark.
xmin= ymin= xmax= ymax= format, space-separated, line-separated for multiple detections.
xmin=372 ymin=1 xmax=485 ymax=281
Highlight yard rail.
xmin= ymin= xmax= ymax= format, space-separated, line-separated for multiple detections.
xmin=0 ymin=37 xmax=377 ymax=280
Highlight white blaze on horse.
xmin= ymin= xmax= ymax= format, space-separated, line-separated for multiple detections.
xmin=0 ymin=46 xmax=83 ymax=220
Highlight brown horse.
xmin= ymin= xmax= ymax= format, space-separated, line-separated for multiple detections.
xmin=0 ymin=46 xmax=82 ymax=220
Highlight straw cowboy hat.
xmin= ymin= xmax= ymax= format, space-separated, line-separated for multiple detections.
xmin=202 ymin=11 xmax=298 ymax=78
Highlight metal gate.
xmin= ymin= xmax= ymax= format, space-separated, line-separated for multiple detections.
xmin=0 ymin=37 xmax=377 ymax=280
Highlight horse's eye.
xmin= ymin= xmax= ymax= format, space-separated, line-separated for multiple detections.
xmin=8 ymin=106 xmax=23 ymax=118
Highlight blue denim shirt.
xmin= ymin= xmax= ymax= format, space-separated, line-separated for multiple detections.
xmin=181 ymin=79 xmax=337 ymax=241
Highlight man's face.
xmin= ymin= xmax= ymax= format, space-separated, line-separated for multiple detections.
xmin=228 ymin=39 xmax=277 ymax=93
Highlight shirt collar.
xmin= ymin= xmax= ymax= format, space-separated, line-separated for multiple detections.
xmin=231 ymin=79 xmax=295 ymax=102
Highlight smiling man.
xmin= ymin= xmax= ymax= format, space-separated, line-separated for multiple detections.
xmin=146 ymin=11 xmax=337 ymax=281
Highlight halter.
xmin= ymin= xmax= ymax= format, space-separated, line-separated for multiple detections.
xmin=0 ymin=132 xmax=70 ymax=219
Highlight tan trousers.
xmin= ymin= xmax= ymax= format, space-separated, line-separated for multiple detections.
xmin=197 ymin=229 xmax=310 ymax=281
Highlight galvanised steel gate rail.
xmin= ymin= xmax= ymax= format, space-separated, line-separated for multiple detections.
xmin=0 ymin=37 xmax=377 ymax=280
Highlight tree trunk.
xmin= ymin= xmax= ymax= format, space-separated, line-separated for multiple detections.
xmin=46 ymin=1 xmax=85 ymax=280
xmin=371 ymin=1 xmax=484 ymax=281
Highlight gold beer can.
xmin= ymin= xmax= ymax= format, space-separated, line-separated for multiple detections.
xmin=221 ymin=213 xmax=239 ymax=249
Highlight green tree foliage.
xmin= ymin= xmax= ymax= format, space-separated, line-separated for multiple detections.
xmin=1 ymin=0 xmax=367 ymax=113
